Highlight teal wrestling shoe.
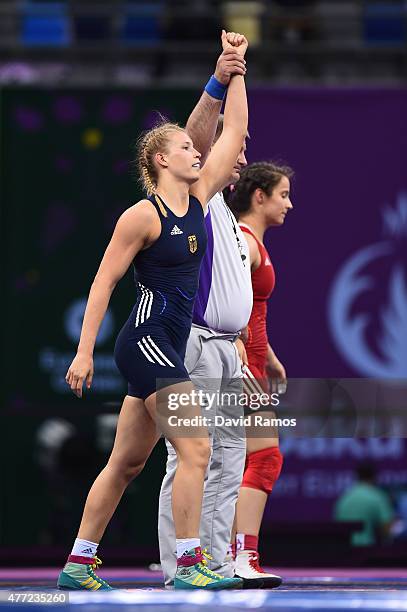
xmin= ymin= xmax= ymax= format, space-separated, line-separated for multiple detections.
xmin=57 ymin=555 xmax=112 ymax=590
xmin=174 ymin=547 xmax=242 ymax=590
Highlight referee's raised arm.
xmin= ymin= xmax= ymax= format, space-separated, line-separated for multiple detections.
xmin=191 ymin=30 xmax=249 ymax=208
xmin=186 ymin=38 xmax=246 ymax=165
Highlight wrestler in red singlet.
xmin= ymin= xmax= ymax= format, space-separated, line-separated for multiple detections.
xmin=227 ymin=161 xmax=294 ymax=588
xmin=240 ymin=224 xmax=275 ymax=386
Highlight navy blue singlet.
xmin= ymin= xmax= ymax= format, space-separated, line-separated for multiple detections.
xmin=114 ymin=194 xmax=207 ymax=399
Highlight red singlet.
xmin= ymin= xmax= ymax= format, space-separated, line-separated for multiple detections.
xmin=240 ymin=224 xmax=275 ymax=380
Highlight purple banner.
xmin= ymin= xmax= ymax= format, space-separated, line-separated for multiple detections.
xmin=247 ymin=89 xmax=407 ymax=522
xmin=248 ymin=89 xmax=407 ymax=379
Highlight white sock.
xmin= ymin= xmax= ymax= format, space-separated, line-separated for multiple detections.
xmin=71 ymin=538 xmax=98 ymax=558
xmin=176 ymin=538 xmax=200 ymax=559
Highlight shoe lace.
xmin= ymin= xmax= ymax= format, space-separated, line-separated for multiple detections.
xmin=197 ymin=549 xmax=224 ymax=580
xmin=248 ymin=552 xmax=265 ymax=574
xmin=88 ymin=556 xmax=110 ymax=586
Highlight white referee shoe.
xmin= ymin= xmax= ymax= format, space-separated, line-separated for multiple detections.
xmin=234 ymin=551 xmax=282 ymax=589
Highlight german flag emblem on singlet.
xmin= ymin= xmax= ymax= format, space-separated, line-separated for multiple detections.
xmin=188 ymin=235 xmax=198 ymax=253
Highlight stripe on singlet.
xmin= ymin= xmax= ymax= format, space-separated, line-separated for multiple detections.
xmin=135 ymin=284 xmax=153 ymax=327
xmin=137 ymin=336 xmax=175 ymax=368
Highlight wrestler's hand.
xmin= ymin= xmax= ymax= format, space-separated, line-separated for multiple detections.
xmin=221 ymin=29 xmax=249 ymax=57
xmin=235 ymin=337 xmax=249 ymax=367
xmin=214 ymin=47 xmax=247 ymax=86
xmin=66 ymin=352 xmax=94 ymax=398
xmin=240 ymin=326 xmax=249 ymax=345
xmin=267 ymin=355 xmax=287 ymax=395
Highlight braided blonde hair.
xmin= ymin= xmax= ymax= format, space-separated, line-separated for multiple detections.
xmin=136 ymin=121 xmax=185 ymax=196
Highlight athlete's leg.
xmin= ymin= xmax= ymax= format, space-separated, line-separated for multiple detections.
xmin=150 ymin=378 xmax=242 ymax=590
xmin=233 ymin=364 xmax=283 ymax=587
xmin=145 ymin=380 xmax=211 ymax=539
xmin=158 ymin=327 xmax=210 ymax=584
xmin=77 ymin=395 xmax=160 ymax=543
xmin=235 ymin=433 xmax=280 ymax=539
xmin=159 ymin=440 xmax=245 ymax=581
xmin=236 ymin=363 xmax=281 ymax=540
xmin=233 ymin=421 xmax=283 ymax=588
xmin=58 ymin=395 xmax=160 ymax=590
xmin=158 ymin=328 xmax=220 ymax=583
xmin=158 ymin=440 xmax=180 ymax=585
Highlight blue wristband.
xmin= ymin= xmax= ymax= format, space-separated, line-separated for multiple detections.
xmin=204 ymin=75 xmax=227 ymax=101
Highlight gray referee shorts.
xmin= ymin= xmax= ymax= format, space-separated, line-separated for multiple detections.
xmin=158 ymin=325 xmax=246 ymax=584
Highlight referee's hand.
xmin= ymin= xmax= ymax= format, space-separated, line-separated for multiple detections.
xmin=214 ymin=48 xmax=247 ymax=86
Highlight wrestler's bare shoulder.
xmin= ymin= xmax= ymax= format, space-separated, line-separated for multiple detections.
xmin=120 ymin=199 xmax=160 ymax=226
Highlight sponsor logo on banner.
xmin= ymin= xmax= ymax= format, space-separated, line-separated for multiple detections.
xmin=39 ymin=297 xmax=125 ymax=394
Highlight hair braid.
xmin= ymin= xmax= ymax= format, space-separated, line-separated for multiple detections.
xmin=141 ymin=165 xmax=156 ymax=196
xmin=135 ymin=119 xmax=185 ymax=197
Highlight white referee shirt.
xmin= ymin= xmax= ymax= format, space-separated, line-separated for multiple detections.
xmin=193 ymin=191 xmax=253 ymax=334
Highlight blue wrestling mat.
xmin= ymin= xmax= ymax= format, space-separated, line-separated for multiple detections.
xmin=1 ymin=569 xmax=407 ymax=611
